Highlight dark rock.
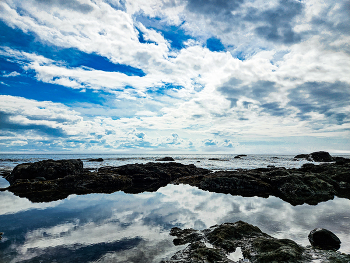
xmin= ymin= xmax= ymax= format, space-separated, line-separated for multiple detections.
xmin=163 ymin=221 xmax=308 ymax=263
xmin=7 ymin=159 xmax=83 ymax=184
xmin=294 ymin=152 xmax=334 ymax=162
xmin=35 ymin=177 xmax=46 ymax=181
xmin=0 ymin=232 xmax=2 ymax=240
xmin=87 ymin=158 xmax=104 ymax=162
xmin=308 ymin=228 xmax=341 ymax=250
xmin=334 ymin=157 xmax=350 ymax=165
xmin=234 ymin=155 xmax=247 ymax=159
xmin=208 ymin=158 xmax=220 ymax=160
xmin=294 ymin=154 xmax=309 ymax=159
xmin=5 ymin=156 xmax=350 ymax=205
xmin=155 ymin=157 xmax=175 ymax=161
xmin=6 ymin=161 xmax=210 ymax=202
xmin=309 ymin=151 xmax=333 ymax=162
xmin=164 ymin=221 xmax=350 ymax=263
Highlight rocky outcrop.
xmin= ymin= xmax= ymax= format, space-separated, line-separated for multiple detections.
xmin=5 ymin=161 xmax=209 ymax=202
xmin=155 ymin=157 xmax=175 ymax=161
xmin=308 ymin=228 xmax=341 ymax=250
xmin=6 ymin=159 xmax=83 ymax=184
xmin=175 ymin=160 xmax=350 ymax=206
xmin=4 ymin=153 xmax=350 ymax=205
xmin=162 ymin=221 xmax=350 ymax=263
xmin=294 ymin=151 xmax=333 ymax=162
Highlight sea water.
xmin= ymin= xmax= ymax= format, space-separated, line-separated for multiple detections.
xmin=0 ymin=154 xmax=349 ymax=262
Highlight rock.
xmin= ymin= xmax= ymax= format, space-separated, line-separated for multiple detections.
xmin=208 ymin=158 xmax=220 ymax=160
xmin=164 ymin=221 xmax=350 ymax=263
xmin=6 ymin=161 xmax=210 ymax=202
xmin=163 ymin=221 xmax=308 ymax=263
xmin=294 ymin=154 xmax=309 ymax=159
xmin=0 ymin=232 xmax=2 ymax=240
xmin=309 ymin=151 xmax=333 ymax=162
xmin=234 ymin=155 xmax=247 ymax=159
xmin=308 ymin=228 xmax=341 ymax=250
xmin=155 ymin=157 xmax=175 ymax=161
xmin=6 ymin=159 xmax=83 ymax=184
xmin=88 ymin=158 xmax=104 ymax=162
xmin=294 ymin=152 xmax=334 ymax=162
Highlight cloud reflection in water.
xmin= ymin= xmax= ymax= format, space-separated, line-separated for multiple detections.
xmin=0 ymin=184 xmax=349 ymax=262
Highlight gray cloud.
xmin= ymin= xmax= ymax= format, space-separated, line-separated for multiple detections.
xmin=288 ymin=81 xmax=350 ymax=124
xmin=218 ymin=79 xmax=278 ymax=107
xmin=0 ymin=111 xmax=67 ymax=137
xmin=33 ymin=0 xmax=94 ymax=13
xmin=186 ymin=0 xmax=244 ymax=17
xmin=245 ymin=0 xmax=303 ymax=44
xmin=260 ymin=102 xmax=289 ymax=117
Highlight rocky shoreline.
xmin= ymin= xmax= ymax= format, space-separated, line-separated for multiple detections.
xmin=1 ymin=151 xmax=350 ymax=262
xmin=1 ymin=152 xmax=349 ymax=205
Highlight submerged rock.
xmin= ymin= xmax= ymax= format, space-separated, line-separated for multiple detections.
xmin=308 ymin=228 xmax=341 ymax=250
xmin=163 ymin=221 xmax=350 ymax=263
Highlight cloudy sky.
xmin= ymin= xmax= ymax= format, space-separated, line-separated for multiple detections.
xmin=0 ymin=0 xmax=349 ymax=154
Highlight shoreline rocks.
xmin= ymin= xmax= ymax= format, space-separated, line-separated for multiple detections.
xmin=2 ymin=152 xmax=350 ymax=205
xmin=162 ymin=221 xmax=350 ymax=263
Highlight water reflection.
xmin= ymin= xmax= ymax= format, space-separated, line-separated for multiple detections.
xmin=0 ymin=184 xmax=349 ymax=262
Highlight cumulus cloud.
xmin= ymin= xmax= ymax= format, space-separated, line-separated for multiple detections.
xmin=0 ymin=0 xmax=349 ymax=153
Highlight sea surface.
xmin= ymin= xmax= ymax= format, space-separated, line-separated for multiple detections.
xmin=0 ymin=154 xmax=349 ymax=262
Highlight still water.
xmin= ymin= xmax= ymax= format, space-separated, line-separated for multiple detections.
xmin=0 ymin=154 xmax=349 ymax=262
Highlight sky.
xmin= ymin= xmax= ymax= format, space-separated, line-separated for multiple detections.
xmin=0 ymin=0 xmax=349 ymax=154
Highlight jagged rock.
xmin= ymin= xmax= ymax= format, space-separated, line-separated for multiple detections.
xmin=155 ymin=157 xmax=175 ymax=161
xmin=163 ymin=222 xmax=350 ymax=263
xmin=163 ymin=221 xmax=307 ymax=263
xmin=308 ymin=228 xmax=341 ymax=250
xmin=6 ymin=159 xmax=83 ymax=184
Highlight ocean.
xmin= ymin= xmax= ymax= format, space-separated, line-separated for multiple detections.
xmin=0 ymin=154 xmax=349 ymax=262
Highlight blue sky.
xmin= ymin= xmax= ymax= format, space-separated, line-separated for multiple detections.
xmin=0 ymin=0 xmax=349 ymax=154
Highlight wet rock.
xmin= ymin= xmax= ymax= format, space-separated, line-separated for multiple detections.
xmin=308 ymin=228 xmax=341 ymax=250
xmin=163 ymin=221 xmax=309 ymax=263
xmin=294 ymin=151 xmax=333 ymax=162
xmin=6 ymin=159 xmax=83 ymax=184
xmin=164 ymin=221 xmax=350 ymax=263
xmin=155 ymin=157 xmax=175 ymax=161
xmin=294 ymin=154 xmax=309 ymax=159
xmin=88 ymin=158 xmax=104 ymax=162
xmin=6 ymin=161 xmax=209 ymax=202
xmin=309 ymin=151 xmax=333 ymax=162
xmin=234 ymin=155 xmax=247 ymax=159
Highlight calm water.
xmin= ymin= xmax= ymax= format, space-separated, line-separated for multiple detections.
xmin=0 ymin=154 xmax=349 ymax=262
